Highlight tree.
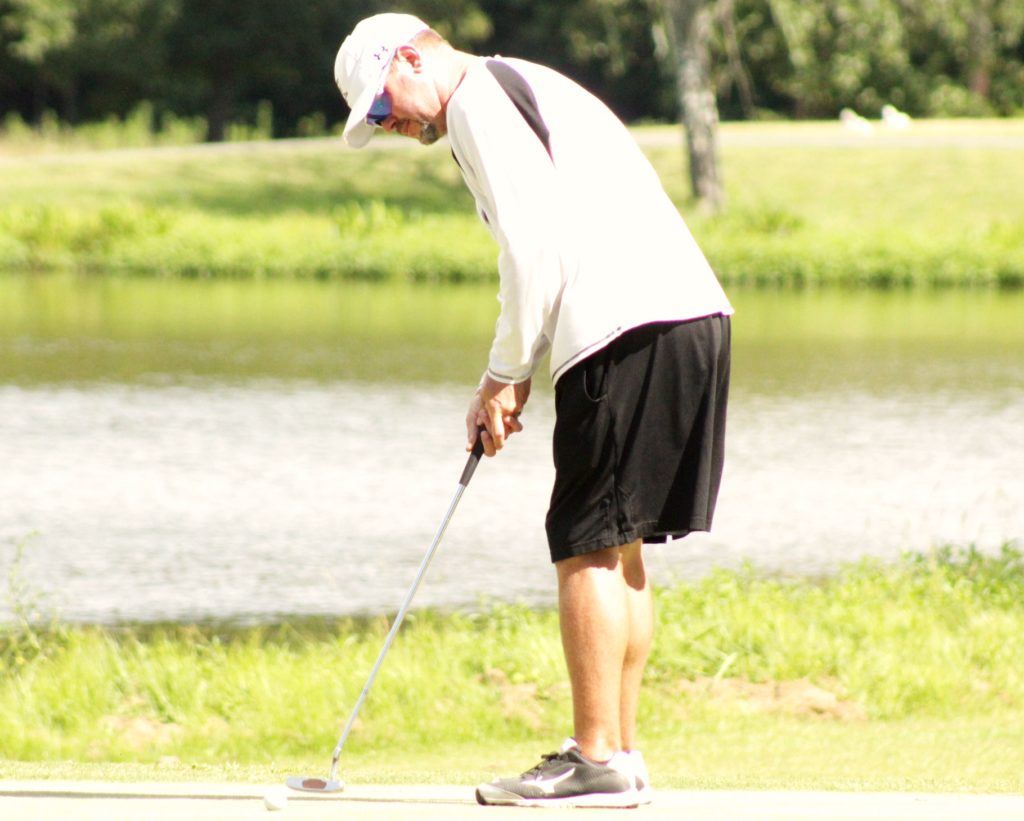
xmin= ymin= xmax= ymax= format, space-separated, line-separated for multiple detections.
xmin=1 ymin=0 xmax=75 ymax=63
xmin=474 ymin=1 xmax=672 ymax=122
xmin=1 ymin=0 xmax=177 ymax=124
xmin=716 ymin=0 xmax=756 ymax=119
xmin=662 ymin=0 xmax=725 ymax=212
xmin=1 ymin=0 xmax=75 ymax=119
xmin=4 ymin=0 xmax=1024 ymax=139
xmin=903 ymin=0 xmax=1024 ymax=115
xmin=161 ymin=0 xmax=396 ymax=141
xmin=765 ymin=0 xmax=911 ymax=116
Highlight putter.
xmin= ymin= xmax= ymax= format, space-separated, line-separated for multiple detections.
xmin=286 ymin=431 xmax=487 ymax=794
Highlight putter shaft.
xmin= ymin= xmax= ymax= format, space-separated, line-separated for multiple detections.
xmin=326 ymin=435 xmax=484 ymax=781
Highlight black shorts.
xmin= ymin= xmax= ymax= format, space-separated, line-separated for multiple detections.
xmin=545 ymin=314 xmax=731 ymax=563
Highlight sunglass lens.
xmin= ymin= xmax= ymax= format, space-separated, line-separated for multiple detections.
xmin=366 ymin=91 xmax=392 ymax=126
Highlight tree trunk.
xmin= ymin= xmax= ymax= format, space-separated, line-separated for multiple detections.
xmin=206 ymin=80 xmax=233 ymax=142
xmin=718 ymin=0 xmax=756 ymax=119
xmin=968 ymin=2 xmax=995 ymax=100
xmin=63 ymin=76 xmax=79 ymax=125
xmin=31 ymin=75 xmax=48 ymax=125
xmin=663 ymin=0 xmax=724 ymax=212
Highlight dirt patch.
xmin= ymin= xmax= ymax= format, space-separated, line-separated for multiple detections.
xmin=678 ymin=676 xmax=867 ymax=721
xmin=99 ymin=715 xmax=184 ymax=750
xmin=481 ymin=668 xmax=545 ymax=731
xmin=201 ymin=716 xmax=231 ymax=736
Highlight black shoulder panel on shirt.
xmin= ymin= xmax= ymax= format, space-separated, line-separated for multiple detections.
xmin=485 ymin=59 xmax=553 ymax=162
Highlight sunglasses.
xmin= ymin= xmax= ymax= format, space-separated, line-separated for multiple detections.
xmin=366 ymin=91 xmax=392 ymax=126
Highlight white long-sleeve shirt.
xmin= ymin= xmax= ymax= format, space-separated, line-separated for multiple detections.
xmin=446 ymin=57 xmax=733 ymax=385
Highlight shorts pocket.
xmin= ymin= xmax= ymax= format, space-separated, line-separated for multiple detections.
xmin=582 ymin=348 xmax=610 ymax=403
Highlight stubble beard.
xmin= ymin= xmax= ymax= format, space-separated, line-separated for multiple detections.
xmin=418 ymin=122 xmax=442 ymax=145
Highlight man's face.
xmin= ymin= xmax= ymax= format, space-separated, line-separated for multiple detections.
xmin=374 ymin=46 xmax=444 ymax=145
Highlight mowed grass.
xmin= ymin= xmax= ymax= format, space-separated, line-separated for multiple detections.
xmin=1 ymin=716 xmax=1021 ymax=792
xmin=2 ymin=546 xmax=1022 ymax=791
xmin=1 ymin=120 xmax=1022 ymax=285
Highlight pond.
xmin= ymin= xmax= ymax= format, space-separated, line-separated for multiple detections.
xmin=1 ymin=275 xmax=1021 ymax=623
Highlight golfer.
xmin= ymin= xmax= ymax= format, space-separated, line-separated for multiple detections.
xmin=335 ymin=13 xmax=732 ymax=808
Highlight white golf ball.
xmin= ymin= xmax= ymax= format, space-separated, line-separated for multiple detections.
xmin=263 ymin=785 xmax=289 ymax=811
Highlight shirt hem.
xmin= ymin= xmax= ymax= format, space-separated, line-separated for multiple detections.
xmin=549 ymin=310 xmax=732 ymax=384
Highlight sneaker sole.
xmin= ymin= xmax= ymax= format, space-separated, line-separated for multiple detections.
xmin=476 ymin=784 xmax=640 ymax=809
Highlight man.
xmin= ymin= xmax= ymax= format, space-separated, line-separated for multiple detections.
xmin=334 ymin=13 xmax=732 ymax=808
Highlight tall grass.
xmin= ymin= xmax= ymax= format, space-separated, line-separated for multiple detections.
xmin=652 ymin=546 xmax=1024 ymax=719
xmin=1 ymin=546 xmax=1020 ymax=765
xmin=0 ymin=101 xmax=295 ymax=154
xmin=0 ymin=201 xmax=495 ymax=281
xmin=680 ymin=141 xmax=1024 ymax=288
xmin=1 ymin=122 xmax=1022 ymax=287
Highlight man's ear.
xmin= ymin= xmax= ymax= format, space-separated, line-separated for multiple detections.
xmin=394 ymin=45 xmax=423 ymax=71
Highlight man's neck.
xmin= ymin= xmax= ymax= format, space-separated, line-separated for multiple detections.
xmin=437 ymin=50 xmax=477 ymax=123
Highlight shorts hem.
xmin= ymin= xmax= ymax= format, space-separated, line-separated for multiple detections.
xmin=549 ymin=519 xmax=711 ymax=563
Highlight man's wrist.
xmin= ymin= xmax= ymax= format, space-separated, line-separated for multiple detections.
xmin=478 ymin=372 xmax=508 ymax=400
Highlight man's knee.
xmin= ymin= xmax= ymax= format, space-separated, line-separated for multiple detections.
xmin=620 ymin=541 xmax=646 ymax=589
xmin=555 ymin=539 xmax=643 ymax=581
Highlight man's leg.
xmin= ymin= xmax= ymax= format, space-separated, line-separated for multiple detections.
xmin=555 ymin=538 xmax=651 ymax=762
xmin=476 ymin=544 xmax=640 ymax=806
xmin=619 ymin=540 xmax=653 ymax=752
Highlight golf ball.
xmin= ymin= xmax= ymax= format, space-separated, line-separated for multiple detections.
xmin=263 ymin=785 xmax=289 ymax=811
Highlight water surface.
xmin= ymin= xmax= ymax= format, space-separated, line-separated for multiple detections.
xmin=1 ymin=277 xmax=1021 ymax=623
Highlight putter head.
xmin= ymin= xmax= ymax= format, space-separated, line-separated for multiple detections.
xmin=286 ymin=775 xmax=344 ymax=793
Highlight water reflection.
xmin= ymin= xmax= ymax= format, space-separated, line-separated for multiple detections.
xmin=1 ymin=277 xmax=1021 ymax=623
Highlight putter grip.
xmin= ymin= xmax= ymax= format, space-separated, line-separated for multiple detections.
xmin=459 ymin=428 xmax=486 ymax=487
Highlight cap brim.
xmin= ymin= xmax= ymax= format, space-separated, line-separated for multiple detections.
xmin=341 ymin=72 xmax=384 ymax=148
xmin=344 ymin=120 xmax=376 ymax=148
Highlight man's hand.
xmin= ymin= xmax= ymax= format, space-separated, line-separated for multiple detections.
xmin=467 ymin=374 xmax=532 ymax=456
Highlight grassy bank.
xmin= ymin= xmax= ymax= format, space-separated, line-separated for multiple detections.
xmin=2 ymin=546 xmax=1022 ymax=791
xmin=1 ymin=121 xmax=1023 ymax=287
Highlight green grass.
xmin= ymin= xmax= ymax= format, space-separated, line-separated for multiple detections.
xmin=1 ymin=716 xmax=1022 ymax=792
xmin=686 ymin=144 xmax=1024 ymax=288
xmin=0 ymin=102 xmax=282 ymax=155
xmin=1 ymin=120 xmax=1023 ymax=286
xmin=2 ymin=546 xmax=1022 ymax=791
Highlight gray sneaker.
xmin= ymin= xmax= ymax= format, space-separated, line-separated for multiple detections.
xmin=612 ymin=749 xmax=653 ymax=805
xmin=475 ymin=747 xmax=638 ymax=808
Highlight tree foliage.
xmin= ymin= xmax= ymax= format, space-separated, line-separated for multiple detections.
xmin=2 ymin=0 xmax=75 ymax=63
xmin=1 ymin=0 xmax=1022 ymax=136
xmin=756 ymin=0 xmax=1024 ymax=117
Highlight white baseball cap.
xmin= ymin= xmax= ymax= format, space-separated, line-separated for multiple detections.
xmin=334 ymin=13 xmax=429 ymax=148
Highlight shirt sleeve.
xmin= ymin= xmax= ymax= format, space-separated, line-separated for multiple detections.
xmin=447 ymin=86 xmax=566 ymax=384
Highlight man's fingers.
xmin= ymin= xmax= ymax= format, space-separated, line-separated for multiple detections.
xmin=468 ymin=379 xmax=523 ymax=456
xmin=481 ymin=428 xmax=496 ymax=457
xmin=487 ymin=405 xmax=506 ymax=452
xmin=471 ymin=407 xmax=497 ymax=456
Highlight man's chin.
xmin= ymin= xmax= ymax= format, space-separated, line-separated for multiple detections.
xmin=418 ymin=122 xmax=442 ymax=145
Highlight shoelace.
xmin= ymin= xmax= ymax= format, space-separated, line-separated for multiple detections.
xmin=521 ymin=751 xmax=569 ymax=778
